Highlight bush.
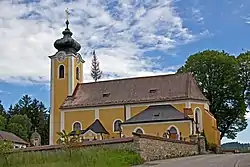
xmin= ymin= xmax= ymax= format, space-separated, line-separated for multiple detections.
xmin=0 ymin=147 xmax=144 ymax=167
xmin=0 ymin=140 xmax=13 ymax=166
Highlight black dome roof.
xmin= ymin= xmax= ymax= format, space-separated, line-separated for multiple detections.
xmin=54 ymin=20 xmax=81 ymax=54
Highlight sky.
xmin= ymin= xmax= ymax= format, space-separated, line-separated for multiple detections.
xmin=0 ymin=0 xmax=249 ymax=143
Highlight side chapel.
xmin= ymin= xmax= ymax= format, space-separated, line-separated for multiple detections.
xmin=49 ymin=17 xmax=220 ymax=146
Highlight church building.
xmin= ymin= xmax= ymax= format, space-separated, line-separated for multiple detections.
xmin=49 ymin=18 xmax=220 ymax=146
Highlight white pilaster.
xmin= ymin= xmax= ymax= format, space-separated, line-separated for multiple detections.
xmin=60 ymin=110 xmax=65 ymax=132
xmin=95 ymin=108 xmax=99 ymax=119
xmin=49 ymin=59 xmax=54 ymax=145
xmin=185 ymin=101 xmax=191 ymax=108
xmin=126 ymin=105 xmax=131 ymax=120
xmin=68 ymin=56 xmax=74 ymax=95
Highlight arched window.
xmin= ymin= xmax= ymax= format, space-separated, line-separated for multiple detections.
xmin=59 ymin=65 xmax=64 ymax=79
xmin=113 ymin=120 xmax=122 ymax=132
xmin=76 ymin=67 xmax=79 ymax=80
xmin=195 ymin=110 xmax=199 ymax=123
xmin=195 ymin=108 xmax=202 ymax=133
xmin=167 ymin=126 xmax=179 ymax=140
xmin=135 ymin=128 xmax=144 ymax=134
xmin=72 ymin=122 xmax=82 ymax=131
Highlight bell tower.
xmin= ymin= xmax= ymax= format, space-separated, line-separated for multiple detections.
xmin=49 ymin=10 xmax=84 ymax=145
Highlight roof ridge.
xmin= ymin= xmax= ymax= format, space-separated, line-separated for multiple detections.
xmin=79 ymin=72 xmax=188 ymax=85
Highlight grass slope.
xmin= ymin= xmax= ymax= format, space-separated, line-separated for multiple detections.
xmin=0 ymin=147 xmax=143 ymax=167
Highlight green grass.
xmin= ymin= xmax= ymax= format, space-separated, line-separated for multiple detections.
xmin=0 ymin=147 xmax=144 ymax=167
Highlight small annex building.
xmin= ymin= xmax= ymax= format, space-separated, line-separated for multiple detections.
xmin=0 ymin=130 xmax=28 ymax=148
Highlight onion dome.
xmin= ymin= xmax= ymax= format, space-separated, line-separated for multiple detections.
xmin=54 ymin=20 xmax=81 ymax=54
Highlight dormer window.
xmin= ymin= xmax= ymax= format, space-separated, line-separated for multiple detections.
xmin=103 ymin=92 xmax=110 ymax=97
xmin=149 ymin=88 xmax=157 ymax=93
xmin=153 ymin=113 xmax=160 ymax=117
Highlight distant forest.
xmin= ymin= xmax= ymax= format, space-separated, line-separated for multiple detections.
xmin=221 ymin=142 xmax=250 ymax=151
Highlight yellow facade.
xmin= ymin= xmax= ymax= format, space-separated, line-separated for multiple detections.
xmin=51 ymin=55 xmax=83 ymax=144
xmin=191 ymin=103 xmax=220 ymax=146
xmin=64 ymin=110 xmax=95 ymax=132
xmin=58 ymin=102 xmax=220 ymax=146
xmin=131 ymin=106 xmax=148 ymax=117
xmin=99 ymin=107 xmax=124 ymax=139
xmin=172 ymin=103 xmax=186 ymax=112
xmin=122 ymin=121 xmax=191 ymax=141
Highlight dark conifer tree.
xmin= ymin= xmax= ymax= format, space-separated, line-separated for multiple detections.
xmin=91 ymin=50 xmax=102 ymax=82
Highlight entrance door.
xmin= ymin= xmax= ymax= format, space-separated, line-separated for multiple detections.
xmin=169 ymin=127 xmax=178 ymax=140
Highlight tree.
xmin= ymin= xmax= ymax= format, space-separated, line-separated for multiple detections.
xmin=0 ymin=115 xmax=6 ymax=130
xmin=56 ymin=130 xmax=80 ymax=145
xmin=7 ymin=123 xmax=27 ymax=141
xmin=177 ymin=50 xmax=248 ymax=140
xmin=9 ymin=95 xmax=32 ymax=116
xmin=7 ymin=114 xmax=31 ymax=141
xmin=0 ymin=101 xmax=7 ymax=118
xmin=8 ymin=95 xmax=50 ymax=145
xmin=91 ymin=50 xmax=102 ymax=82
xmin=56 ymin=130 xmax=81 ymax=157
xmin=237 ymin=52 xmax=250 ymax=107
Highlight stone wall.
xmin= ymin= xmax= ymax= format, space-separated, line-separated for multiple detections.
xmin=133 ymin=133 xmax=199 ymax=161
xmin=17 ymin=133 xmax=204 ymax=162
xmin=17 ymin=137 xmax=135 ymax=152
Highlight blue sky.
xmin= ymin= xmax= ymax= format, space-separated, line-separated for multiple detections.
xmin=0 ymin=0 xmax=249 ymax=143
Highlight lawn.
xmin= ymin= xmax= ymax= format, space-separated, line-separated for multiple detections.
xmin=0 ymin=147 xmax=144 ymax=167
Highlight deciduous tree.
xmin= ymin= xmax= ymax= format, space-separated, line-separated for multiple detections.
xmin=0 ymin=115 xmax=6 ymax=130
xmin=7 ymin=114 xmax=31 ymax=141
xmin=8 ymin=95 xmax=50 ymax=145
xmin=237 ymin=52 xmax=250 ymax=107
xmin=177 ymin=50 xmax=248 ymax=140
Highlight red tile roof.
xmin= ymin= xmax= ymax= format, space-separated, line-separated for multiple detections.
xmin=60 ymin=72 xmax=208 ymax=109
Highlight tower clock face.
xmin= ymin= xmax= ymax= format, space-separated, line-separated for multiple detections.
xmin=56 ymin=51 xmax=66 ymax=62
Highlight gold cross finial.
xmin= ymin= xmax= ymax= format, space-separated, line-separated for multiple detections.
xmin=65 ymin=8 xmax=70 ymax=20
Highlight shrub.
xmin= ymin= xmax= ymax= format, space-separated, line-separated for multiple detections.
xmin=0 ymin=140 xmax=13 ymax=165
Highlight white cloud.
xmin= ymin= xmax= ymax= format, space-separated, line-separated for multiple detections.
xmin=246 ymin=113 xmax=250 ymax=119
xmin=0 ymin=0 xmax=203 ymax=84
xmin=0 ymin=90 xmax=11 ymax=95
xmin=191 ymin=8 xmax=204 ymax=24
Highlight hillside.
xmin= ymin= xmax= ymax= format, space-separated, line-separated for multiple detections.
xmin=221 ymin=142 xmax=250 ymax=151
